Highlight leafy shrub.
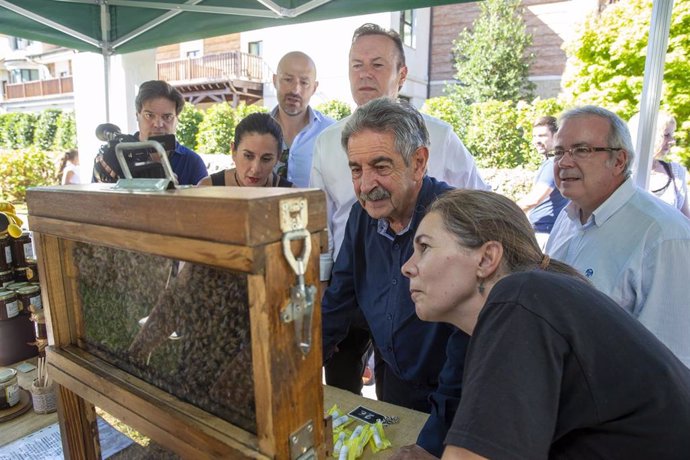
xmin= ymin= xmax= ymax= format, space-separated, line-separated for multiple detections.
xmin=195 ymin=102 xmax=266 ymax=155
xmin=2 ymin=113 xmax=37 ymax=149
xmin=55 ymin=110 xmax=77 ymax=150
xmin=35 ymin=108 xmax=62 ymax=150
xmin=0 ymin=147 xmax=58 ymax=202
xmin=422 ymin=97 xmax=470 ymax=144
xmin=176 ymin=103 xmax=204 ymax=151
xmin=314 ymin=100 xmax=352 ymax=121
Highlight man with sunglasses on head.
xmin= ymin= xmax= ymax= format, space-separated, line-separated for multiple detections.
xmin=92 ymin=80 xmax=207 ymax=185
xmin=546 ymin=105 xmax=690 ymax=369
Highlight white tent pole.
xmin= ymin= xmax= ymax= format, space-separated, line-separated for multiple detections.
xmin=634 ymin=0 xmax=674 ymax=189
xmin=100 ymin=1 xmax=111 ymax=122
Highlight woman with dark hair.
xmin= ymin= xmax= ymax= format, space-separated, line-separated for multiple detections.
xmin=59 ymin=149 xmax=80 ymax=185
xmin=399 ymin=189 xmax=690 ymax=460
xmin=198 ymin=112 xmax=292 ymax=188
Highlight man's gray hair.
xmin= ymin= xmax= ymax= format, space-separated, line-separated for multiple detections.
xmin=559 ymin=105 xmax=635 ymax=177
xmin=341 ymin=98 xmax=429 ymax=166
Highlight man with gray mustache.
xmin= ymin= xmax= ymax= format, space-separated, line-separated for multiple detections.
xmin=321 ymin=97 xmax=462 ymax=415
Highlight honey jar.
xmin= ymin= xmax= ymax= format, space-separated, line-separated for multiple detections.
xmin=0 ymin=290 xmax=19 ymax=321
xmin=11 ymin=232 xmax=33 ymax=269
xmin=0 ymin=367 xmax=20 ymax=409
xmin=0 ymin=269 xmax=13 ymax=288
xmin=0 ymin=235 xmax=13 ymax=271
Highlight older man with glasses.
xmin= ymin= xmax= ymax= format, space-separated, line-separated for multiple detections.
xmin=546 ymin=105 xmax=690 ymax=369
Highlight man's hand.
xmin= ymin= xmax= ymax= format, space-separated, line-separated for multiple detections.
xmin=389 ymin=444 xmax=438 ymax=460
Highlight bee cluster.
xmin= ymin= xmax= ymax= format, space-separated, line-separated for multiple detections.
xmin=73 ymin=243 xmax=256 ymax=433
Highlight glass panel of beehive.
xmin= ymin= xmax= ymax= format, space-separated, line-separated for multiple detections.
xmin=72 ymin=242 xmax=256 ymax=433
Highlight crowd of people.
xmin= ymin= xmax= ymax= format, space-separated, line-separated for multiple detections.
xmin=83 ymin=22 xmax=690 ymax=460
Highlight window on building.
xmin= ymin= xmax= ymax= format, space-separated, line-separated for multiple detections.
xmin=400 ymin=10 xmax=415 ymax=48
xmin=248 ymin=41 xmax=263 ymax=56
xmin=10 ymin=36 xmax=33 ymax=50
xmin=9 ymin=69 xmax=39 ymax=84
xmin=186 ymin=50 xmax=201 ymax=58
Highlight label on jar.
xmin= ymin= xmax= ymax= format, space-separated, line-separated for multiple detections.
xmin=5 ymin=300 xmax=19 ymax=318
xmin=24 ymin=243 xmax=34 ymax=261
xmin=31 ymin=295 xmax=43 ymax=309
xmin=1 ymin=279 xmax=11 ymax=288
xmin=4 ymin=246 xmax=11 ymax=263
xmin=4 ymin=382 xmax=20 ymax=407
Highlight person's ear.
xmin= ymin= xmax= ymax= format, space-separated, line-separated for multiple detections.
xmin=412 ymin=146 xmax=429 ymax=182
xmin=397 ymin=65 xmax=408 ymax=91
xmin=272 ymin=73 xmax=278 ymax=88
xmin=613 ymin=149 xmax=628 ymax=175
xmin=476 ymin=241 xmax=503 ymax=279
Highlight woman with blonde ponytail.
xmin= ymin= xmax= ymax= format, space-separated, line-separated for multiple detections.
xmin=398 ymin=189 xmax=690 ymax=460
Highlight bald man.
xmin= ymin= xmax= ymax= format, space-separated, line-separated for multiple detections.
xmin=271 ymin=51 xmax=335 ymax=187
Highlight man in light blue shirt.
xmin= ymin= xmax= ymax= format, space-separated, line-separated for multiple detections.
xmin=271 ymin=51 xmax=335 ymax=187
xmin=546 ymin=105 xmax=690 ymax=368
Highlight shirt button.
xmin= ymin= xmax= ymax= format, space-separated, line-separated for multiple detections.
xmin=393 ymin=243 xmax=400 ymax=250
xmin=387 ymin=346 xmax=392 ymax=352
xmin=386 ymin=314 xmax=392 ymax=320
xmin=392 ymin=279 xmax=397 ymax=285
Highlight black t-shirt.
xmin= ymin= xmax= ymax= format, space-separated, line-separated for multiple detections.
xmin=446 ymin=271 xmax=690 ymax=460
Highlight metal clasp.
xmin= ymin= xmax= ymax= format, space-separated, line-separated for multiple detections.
xmin=280 ymin=198 xmax=316 ymax=356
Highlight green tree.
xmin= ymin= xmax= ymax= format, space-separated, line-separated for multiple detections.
xmin=314 ymin=100 xmax=352 ymax=121
xmin=55 ymin=111 xmax=77 ymax=150
xmin=448 ymin=0 xmax=534 ymax=104
xmin=35 ymin=108 xmax=63 ymax=150
xmin=196 ymin=103 xmax=235 ymax=155
xmin=176 ymin=103 xmax=204 ymax=151
xmin=0 ymin=147 xmax=57 ymax=201
xmin=562 ymin=0 xmax=690 ymax=165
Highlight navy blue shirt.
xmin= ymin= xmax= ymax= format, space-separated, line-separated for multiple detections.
xmin=169 ymin=142 xmax=207 ymax=186
xmin=322 ymin=176 xmax=458 ymax=390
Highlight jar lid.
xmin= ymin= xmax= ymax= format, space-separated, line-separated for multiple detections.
xmin=17 ymin=286 xmax=40 ymax=295
xmin=0 ymin=269 xmax=13 ymax=276
xmin=0 ymin=290 xmax=17 ymax=300
xmin=0 ymin=367 xmax=17 ymax=383
xmin=5 ymin=282 xmax=28 ymax=291
xmin=15 ymin=267 xmax=28 ymax=272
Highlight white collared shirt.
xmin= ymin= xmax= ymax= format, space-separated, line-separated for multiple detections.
xmin=310 ymin=113 xmax=489 ymax=279
xmin=546 ymin=177 xmax=690 ymax=368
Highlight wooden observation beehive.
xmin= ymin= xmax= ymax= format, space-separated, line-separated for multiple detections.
xmin=26 ymin=184 xmax=327 ymax=459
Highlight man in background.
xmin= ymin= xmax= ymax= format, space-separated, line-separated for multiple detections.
xmin=92 ymin=80 xmax=207 ymax=185
xmin=271 ymin=51 xmax=334 ymax=187
xmin=518 ymin=115 xmax=568 ymax=248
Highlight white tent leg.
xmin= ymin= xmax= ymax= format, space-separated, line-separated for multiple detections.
xmin=634 ymin=0 xmax=674 ymax=189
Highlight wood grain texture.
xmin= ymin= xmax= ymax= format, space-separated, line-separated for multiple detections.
xmin=249 ymin=235 xmax=325 ymax=458
xmin=48 ymin=347 xmax=268 ymax=460
xmin=26 ymin=185 xmax=327 ymax=247
xmin=30 ymin=216 xmax=262 ymax=273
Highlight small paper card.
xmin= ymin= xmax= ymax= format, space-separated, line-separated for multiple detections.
xmin=16 ymin=362 xmax=37 ymax=373
xmin=348 ymin=405 xmax=386 ymax=425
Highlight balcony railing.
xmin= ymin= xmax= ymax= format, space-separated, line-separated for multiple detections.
xmin=4 ymin=76 xmax=74 ymax=100
xmin=157 ymin=51 xmax=264 ymax=83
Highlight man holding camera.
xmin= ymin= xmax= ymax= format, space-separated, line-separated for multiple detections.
xmin=93 ymin=80 xmax=207 ymax=185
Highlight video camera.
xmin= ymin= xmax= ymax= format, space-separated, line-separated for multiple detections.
xmin=92 ymin=123 xmax=176 ymax=184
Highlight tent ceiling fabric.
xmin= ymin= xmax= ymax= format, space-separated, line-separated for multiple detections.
xmin=0 ymin=0 xmax=464 ymax=54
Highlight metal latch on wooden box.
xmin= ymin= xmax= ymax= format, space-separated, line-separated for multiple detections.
xmin=289 ymin=420 xmax=316 ymax=460
xmin=280 ymin=198 xmax=317 ymax=356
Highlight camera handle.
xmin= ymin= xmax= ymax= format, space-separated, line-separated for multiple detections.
xmin=114 ymin=140 xmax=177 ymax=191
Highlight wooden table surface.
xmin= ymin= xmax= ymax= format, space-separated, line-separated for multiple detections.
xmin=1 ymin=359 xmax=428 ymax=457
xmin=0 ymin=357 xmax=58 ymax=447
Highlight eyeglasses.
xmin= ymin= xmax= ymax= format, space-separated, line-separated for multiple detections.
xmin=546 ymin=146 xmax=622 ymax=161
xmin=140 ymin=111 xmax=176 ymax=123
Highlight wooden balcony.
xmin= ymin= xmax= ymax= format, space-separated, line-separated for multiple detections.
xmin=157 ymin=51 xmax=265 ymax=105
xmin=4 ymin=76 xmax=74 ymax=100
